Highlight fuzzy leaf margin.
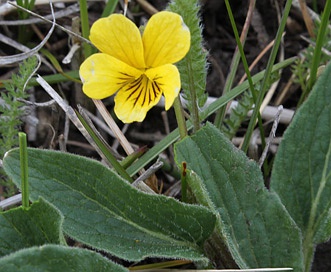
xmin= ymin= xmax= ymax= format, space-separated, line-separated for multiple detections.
xmin=271 ymin=61 xmax=331 ymax=269
xmin=175 ymin=123 xmax=303 ymax=270
xmin=3 ymin=148 xmax=215 ymax=264
xmin=0 ymin=245 xmax=127 ymax=272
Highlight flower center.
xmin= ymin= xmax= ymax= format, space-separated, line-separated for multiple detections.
xmin=123 ymin=74 xmax=162 ymax=108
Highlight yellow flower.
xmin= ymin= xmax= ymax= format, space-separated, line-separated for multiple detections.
xmin=79 ymin=11 xmax=190 ymax=123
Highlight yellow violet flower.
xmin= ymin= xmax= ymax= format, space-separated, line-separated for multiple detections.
xmin=79 ymin=11 xmax=190 ymax=123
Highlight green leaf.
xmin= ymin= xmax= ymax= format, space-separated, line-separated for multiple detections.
xmin=3 ymin=148 xmax=215 ymax=263
xmin=0 ymin=198 xmax=65 ymax=257
xmin=0 ymin=245 xmax=127 ymax=272
xmin=175 ymin=123 xmax=303 ymax=270
xmin=271 ymin=61 xmax=331 ymax=269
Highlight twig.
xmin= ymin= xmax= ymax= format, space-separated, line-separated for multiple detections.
xmin=292 ymin=0 xmax=325 ymax=24
xmin=62 ymin=111 xmax=70 ymax=151
xmin=132 ymin=160 xmax=163 ymax=194
xmin=136 ymin=0 xmax=158 ymax=15
xmin=17 ymin=98 xmax=56 ymax=107
xmin=0 ymin=33 xmax=55 ymax=71
xmin=0 ymin=1 xmax=55 ymax=65
xmin=82 ymin=107 xmax=115 ymax=138
xmin=157 ymin=97 xmax=294 ymax=125
xmin=112 ymin=124 xmax=129 ymax=151
xmin=259 ymin=105 xmax=283 ymax=168
xmin=300 ymin=35 xmax=331 ymax=56
xmin=93 ymin=99 xmax=134 ymax=156
xmin=62 ymin=43 xmax=81 ymax=64
xmin=0 ymin=193 xmax=22 ymax=210
xmin=36 ymin=75 xmax=113 ymax=166
xmin=0 ymin=0 xmax=102 ymax=16
xmin=0 ymin=3 xmax=80 ymax=25
xmin=6 ymin=1 xmax=92 ymax=45
xmin=298 ymin=0 xmax=315 ymax=37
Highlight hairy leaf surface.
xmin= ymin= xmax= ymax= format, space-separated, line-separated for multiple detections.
xmin=175 ymin=123 xmax=303 ymax=270
xmin=3 ymin=148 xmax=215 ymax=263
xmin=271 ymin=62 xmax=331 ymax=268
xmin=0 ymin=198 xmax=65 ymax=257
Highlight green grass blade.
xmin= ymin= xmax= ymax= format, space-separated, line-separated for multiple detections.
xmin=101 ymin=0 xmax=119 ymax=17
xmin=307 ymin=0 xmax=331 ymax=92
xmin=241 ymin=0 xmax=292 ymax=152
xmin=18 ymin=133 xmax=29 ymax=209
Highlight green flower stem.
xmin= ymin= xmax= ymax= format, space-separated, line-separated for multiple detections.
xmin=223 ymin=0 xmax=267 ymax=153
xmin=306 ymin=0 xmax=331 ymax=94
xmin=214 ymin=0 xmax=256 ymax=128
xmin=181 ymin=162 xmax=187 ymax=202
xmin=19 ymin=132 xmax=29 ymax=209
xmin=241 ymin=0 xmax=292 ymax=153
xmin=76 ymin=110 xmax=133 ymax=182
xmin=223 ymin=0 xmax=258 ymax=100
xmin=221 ymin=0 xmax=266 ymax=153
xmin=101 ymin=0 xmax=119 ymax=17
xmin=173 ymin=96 xmax=188 ymax=139
xmin=186 ymin=57 xmax=201 ymax=133
xmin=16 ymin=0 xmax=36 ymax=43
xmin=79 ymin=0 xmax=92 ymax=58
xmin=159 ymin=157 xmax=181 ymax=180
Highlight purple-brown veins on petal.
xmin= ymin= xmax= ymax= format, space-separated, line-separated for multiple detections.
xmin=116 ymin=71 xmax=135 ymax=82
xmin=124 ymin=75 xmax=162 ymax=107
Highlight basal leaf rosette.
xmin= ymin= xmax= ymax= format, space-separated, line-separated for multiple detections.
xmin=80 ymin=11 xmax=190 ymax=123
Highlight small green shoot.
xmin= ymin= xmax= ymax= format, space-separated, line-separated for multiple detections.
xmin=19 ymin=132 xmax=29 ymax=209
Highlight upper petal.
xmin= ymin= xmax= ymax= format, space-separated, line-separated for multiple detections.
xmin=145 ymin=64 xmax=181 ymax=110
xmin=143 ymin=11 xmax=190 ymax=67
xmin=89 ymin=14 xmax=145 ymax=69
xmin=114 ymin=75 xmax=163 ymax=123
xmin=80 ymin=53 xmax=143 ymax=99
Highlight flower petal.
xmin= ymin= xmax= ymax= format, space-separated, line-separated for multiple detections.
xmin=145 ymin=64 xmax=181 ymax=110
xmin=79 ymin=53 xmax=143 ymax=99
xmin=114 ymin=75 xmax=163 ymax=123
xmin=143 ymin=11 xmax=190 ymax=67
xmin=89 ymin=14 xmax=145 ymax=69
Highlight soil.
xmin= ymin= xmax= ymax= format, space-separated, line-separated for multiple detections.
xmin=1 ymin=0 xmax=330 ymax=270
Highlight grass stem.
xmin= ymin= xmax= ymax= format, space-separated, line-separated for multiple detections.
xmin=79 ymin=0 xmax=93 ymax=58
xmin=173 ymin=97 xmax=188 ymax=139
xmin=19 ymin=132 xmax=29 ymax=209
xmin=241 ymin=0 xmax=293 ymax=152
xmin=101 ymin=0 xmax=119 ymax=17
xmin=306 ymin=0 xmax=331 ymax=96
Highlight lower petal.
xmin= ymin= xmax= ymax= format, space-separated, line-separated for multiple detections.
xmin=145 ymin=64 xmax=181 ymax=110
xmin=114 ymin=75 xmax=162 ymax=123
xmin=79 ymin=53 xmax=143 ymax=99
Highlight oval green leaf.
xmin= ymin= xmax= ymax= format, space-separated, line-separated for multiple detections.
xmin=175 ymin=123 xmax=303 ymax=270
xmin=3 ymin=148 xmax=215 ymax=263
